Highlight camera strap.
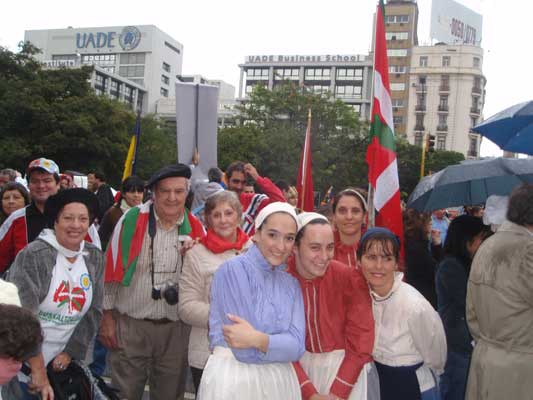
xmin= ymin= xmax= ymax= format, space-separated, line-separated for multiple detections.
xmin=148 ymin=204 xmax=184 ymax=290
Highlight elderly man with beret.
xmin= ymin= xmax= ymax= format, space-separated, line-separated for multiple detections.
xmin=99 ymin=164 xmax=205 ymax=400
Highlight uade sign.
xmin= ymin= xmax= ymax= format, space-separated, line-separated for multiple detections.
xmin=76 ymin=26 xmax=142 ymax=51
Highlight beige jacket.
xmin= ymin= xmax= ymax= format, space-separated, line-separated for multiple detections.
xmin=466 ymin=221 xmax=533 ymax=400
xmin=178 ymin=240 xmax=252 ymax=369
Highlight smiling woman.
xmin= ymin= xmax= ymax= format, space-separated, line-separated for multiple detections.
xmin=197 ymin=202 xmax=305 ymax=400
xmin=357 ymin=228 xmax=446 ymax=400
xmin=6 ymin=189 xmax=104 ymax=400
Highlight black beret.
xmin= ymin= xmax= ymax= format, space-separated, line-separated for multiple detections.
xmin=145 ymin=163 xmax=191 ymax=188
xmin=44 ymin=188 xmax=99 ymax=226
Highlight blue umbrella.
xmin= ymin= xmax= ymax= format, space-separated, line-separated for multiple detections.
xmin=407 ymin=157 xmax=533 ymax=212
xmin=472 ymin=100 xmax=533 ymax=155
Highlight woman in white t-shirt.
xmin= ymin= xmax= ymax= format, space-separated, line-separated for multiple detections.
xmin=7 ymin=188 xmax=104 ymax=400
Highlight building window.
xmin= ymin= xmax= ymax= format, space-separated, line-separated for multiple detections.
xmin=471 ymin=117 xmax=478 ymax=128
xmin=390 ymin=83 xmax=405 ymax=91
xmin=335 ymin=85 xmax=362 ymax=99
xmin=118 ymin=65 xmax=145 ymax=78
xmin=419 ymin=56 xmax=428 ymax=67
xmin=438 ymin=114 xmax=447 ymax=126
xmin=473 ymin=57 xmax=480 ymax=68
xmin=246 ymin=68 xmax=269 ymax=80
xmin=393 ymin=116 xmax=404 ymax=125
xmin=468 ymin=136 xmax=478 ymax=157
xmin=414 ymin=132 xmax=424 ymax=146
xmin=392 ymin=99 xmax=404 ymax=111
xmin=415 ymin=114 xmax=424 ymax=130
xmin=305 ymin=68 xmax=331 ymax=81
xmin=387 ymin=49 xmax=408 ymax=57
xmin=162 ymin=62 xmax=171 ymax=73
xmin=437 ymin=135 xmax=446 ymax=150
xmin=336 ymin=68 xmax=362 ymax=80
xmin=81 ymin=54 xmax=116 ymax=66
xmin=350 ymin=104 xmax=361 ymax=114
xmin=385 ymin=15 xmax=409 ymax=23
xmin=472 ymin=96 xmax=479 ymax=108
xmin=160 ymin=87 xmax=169 ymax=97
xmin=120 ymin=53 xmax=145 ymax=65
xmin=442 ymin=56 xmax=451 ymax=67
xmin=274 ymin=68 xmax=300 ymax=80
xmin=306 ymin=84 xmax=330 ymax=94
xmin=440 ymin=75 xmax=450 ymax=90
xmin=389 ymin=65 xmax=406 ymax=74
xmin=439 ymin=95 xmax=448 ymax=108
xmin=386 ymin=32 xmax=409 ymax=41
xmin=161 ymin=75 xmax=170 ymax=85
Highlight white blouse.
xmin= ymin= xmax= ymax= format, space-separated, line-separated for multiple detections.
xmin=371 ymin=272 xmax=447 ymax=375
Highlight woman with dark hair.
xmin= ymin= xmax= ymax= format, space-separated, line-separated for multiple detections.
xmin=435 ymin=215 xmax=491 ymax=400
xmin=465 ymin=184 xmax=533 ymax=400
xmin=358 ymin=227 xmax=446 ymax=400
xmin=179 ymin=191 xmax=252 ymax=392
xmin=0 ymin=182 xmax=30 ymax=225
xmin=7 ymin=188 xmax=103 ymax=400
xmin=197 ymin=202 xmax=305 ymax=399
xmin=404 ymin=209 xmax=442 ymax=309
xmin=97 ymin=175 xmax=144 ymax=250
xmin=332 ymin=188 xmax=367 ymax=268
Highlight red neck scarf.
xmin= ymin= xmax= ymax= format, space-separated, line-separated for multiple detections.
xmin=201 ymin=227 xmax=249 ymax=254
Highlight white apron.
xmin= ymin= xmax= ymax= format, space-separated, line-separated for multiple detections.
xmin=299 ymin=350 xmax=380 ymax=400
xmin=198 ymin=346 xmax=301 ymax=400
xmin=19 ymin=253 xmax=93 ymax=383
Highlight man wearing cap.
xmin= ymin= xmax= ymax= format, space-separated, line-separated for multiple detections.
xmin=287 ymin=212 xmax=375 ymax=400
xmin=0 ymin=158 xmax=100 ymax=274
xmin=100 ymin=163 xmax=205 ymax=400
xmin=225 ymin=161 xmax=286 ymax=235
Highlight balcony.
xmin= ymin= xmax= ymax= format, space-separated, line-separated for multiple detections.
xmin=439 ymin=84 xmax=450 ymax=92
xmin=414 ymin=124 xmax=425 ymax=131
xmin=438 ymin=105 xmax=449 ymax=112
xmin=436 ymin=125 xmax=448 ymax=132
xmin=470 ymin=107 xmax=481 ymax=115
xmin=472 ymin=87 xmax=482 ymax=95
xmin=415 ymin=104 xmax=426 ymax=112
xmin=415 ymin=84 xmax=427 ymax=93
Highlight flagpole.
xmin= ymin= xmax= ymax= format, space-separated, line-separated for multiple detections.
xmin=367 ymin=1 xmax=379 ymax=228
xmin=131 ymin=110 xmax=141 ymax=175
xmin=301 ymin=108 xmax=311 ymax=209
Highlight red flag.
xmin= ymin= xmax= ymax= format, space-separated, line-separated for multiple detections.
xmin=297 ymin=110 xmax=315 ymax=211
xmin=366 ymin=0 xmax=404 ymax=246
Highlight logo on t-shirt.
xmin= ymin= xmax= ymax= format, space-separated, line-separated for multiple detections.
xmin=53 ymin=280 xmax=87 ymax=314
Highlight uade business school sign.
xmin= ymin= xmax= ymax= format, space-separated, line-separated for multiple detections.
xmin=76 ymin=26 xmax=142 ymax=51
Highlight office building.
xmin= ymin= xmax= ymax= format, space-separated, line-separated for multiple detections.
xmin=383 ymin=0 xmax=420 ymax=137
xmin=406 ymin=44 xmax=485 ymax=158
xmin=238 ymin=54 xmax=373 ymax=119
xmin=25 ymin=25 xmax=183 ymax=113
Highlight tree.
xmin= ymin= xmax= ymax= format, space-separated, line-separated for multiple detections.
xmin=218 ymin=84 xmax=369 ymax=195
xmin=0 ymin=43 xmax=180 ymax=186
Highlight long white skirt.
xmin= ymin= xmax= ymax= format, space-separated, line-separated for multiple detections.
xmin=197 ymin=346 xmax=302 ymax=400
xmin=299 ymin=350 xmax=380 ymax=400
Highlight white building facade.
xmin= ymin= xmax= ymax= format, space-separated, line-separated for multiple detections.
xmin=406 ymin=44 xmax=485 ymax=158
xmin=238 ymin=54 xmax=373 ymax=119
xmin=25 ymin=25 xmax=183 ymax=113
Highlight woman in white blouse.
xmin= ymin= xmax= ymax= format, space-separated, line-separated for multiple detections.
xmin=357 ymin=227 xmax=446 ymax=400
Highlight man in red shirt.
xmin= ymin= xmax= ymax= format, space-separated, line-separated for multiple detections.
xmin=288 ymin=212 xmax=375 ymax=400
xmin=225 ymin=161 xmax=285 ymax=235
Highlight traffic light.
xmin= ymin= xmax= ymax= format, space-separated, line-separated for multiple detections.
xmin=426 ymin=134 xmax=436 ymax=152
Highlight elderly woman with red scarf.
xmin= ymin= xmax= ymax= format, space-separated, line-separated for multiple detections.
xmin=178 ymin=190 xmax=252 ymax=392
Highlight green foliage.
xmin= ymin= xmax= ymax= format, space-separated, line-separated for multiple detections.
xmin=0 ymin=42 xmax=176 ymax=186
xmin=218 ymin=83 xmax=466 ymax=198
xmin=218 ymin=83 xmax=369 ymax=194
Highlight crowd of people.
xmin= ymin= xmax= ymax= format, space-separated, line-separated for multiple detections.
xmin=0 ymin=156 xmax=532 ymax=400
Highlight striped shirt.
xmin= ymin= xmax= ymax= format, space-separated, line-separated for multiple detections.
xmin=104 ymin=213 xmax=183 ymax=321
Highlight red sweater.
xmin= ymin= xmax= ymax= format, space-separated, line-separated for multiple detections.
xmin=287 ymin=257 xmax=374 ymax=400
xmin=240 ymin=176 xmax=286 ymax=235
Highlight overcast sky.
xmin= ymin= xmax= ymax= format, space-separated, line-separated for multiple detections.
xmin=1 ymin=0 xmax=529 ymax=157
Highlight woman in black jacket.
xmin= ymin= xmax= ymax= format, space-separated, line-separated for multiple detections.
xmin=403 ymin=208 xmax=442 ymax=309
xmin=436 ymin=215 xmax=491 ymax=400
